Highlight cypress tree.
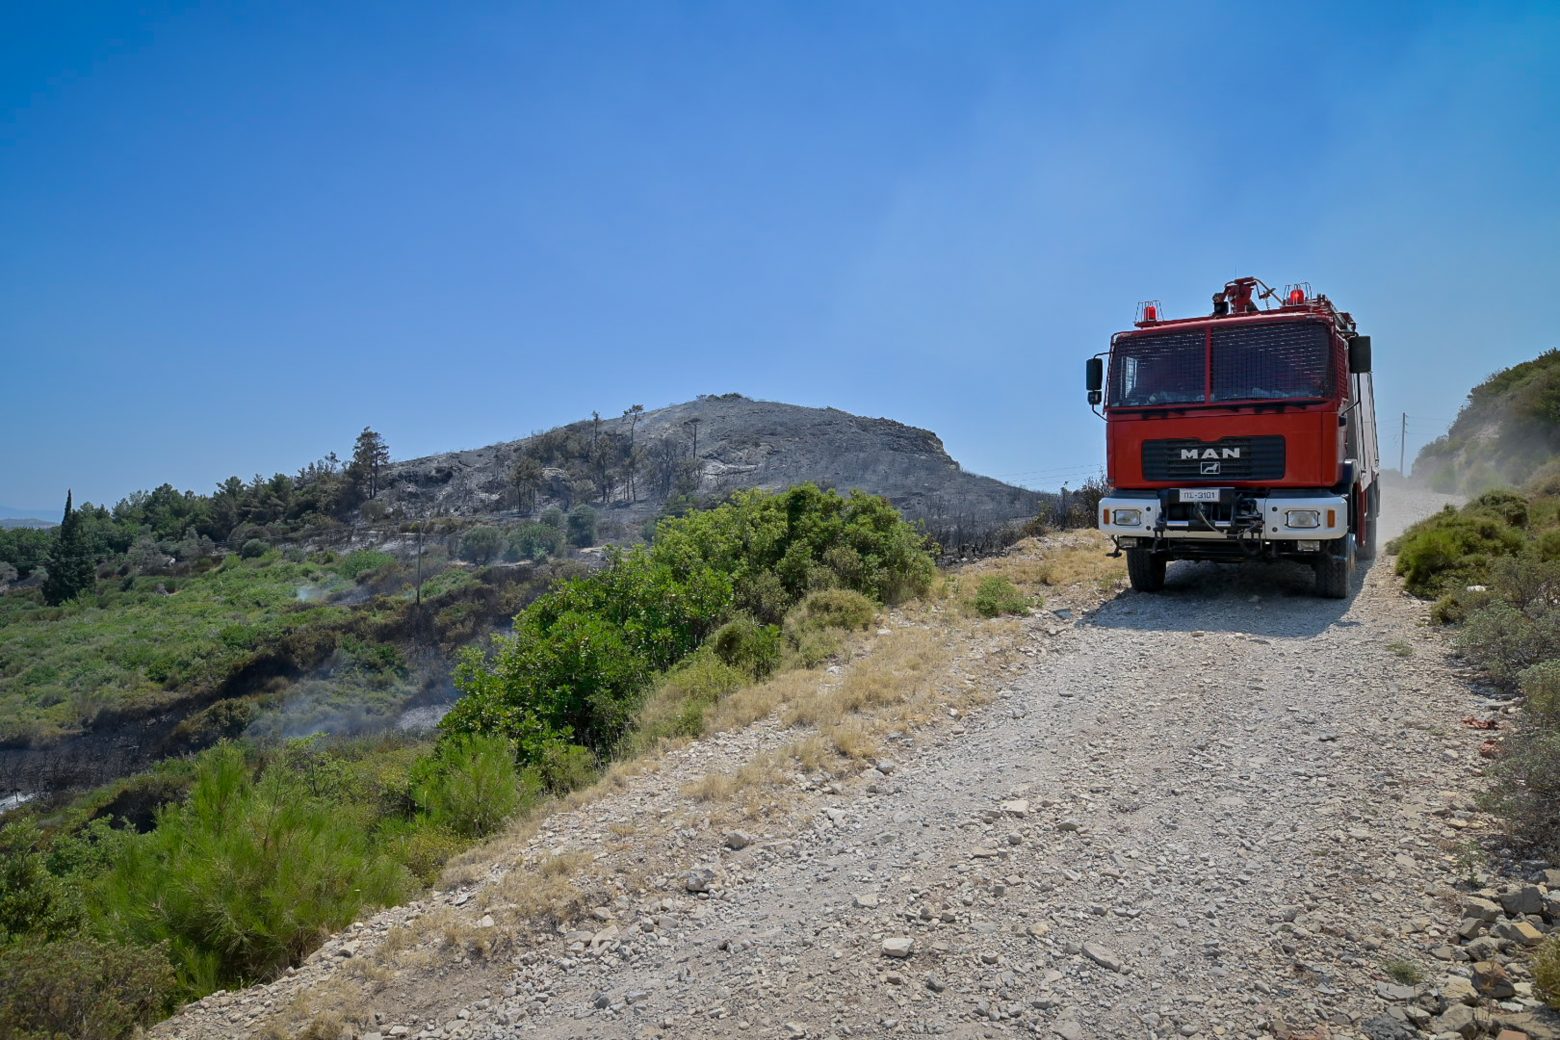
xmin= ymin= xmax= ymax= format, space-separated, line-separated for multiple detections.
xmin=42 ymin=490 xmax=95 ymax=606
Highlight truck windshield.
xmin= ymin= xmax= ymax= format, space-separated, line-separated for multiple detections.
xmin=1109 ymin=320 xmax=1334 ymax=407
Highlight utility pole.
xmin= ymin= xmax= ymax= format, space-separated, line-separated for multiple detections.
xmin=1400 ymin=412 xmax=1407 ymax=475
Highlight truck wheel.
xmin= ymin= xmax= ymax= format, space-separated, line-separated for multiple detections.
xmin=1126 ymin=549 xmax=1166 ymax=592
xmin=1357 ymin=485 xmax=1380 ymax=560
xmin=1314 ymin=535 xmax=1355 ymax=599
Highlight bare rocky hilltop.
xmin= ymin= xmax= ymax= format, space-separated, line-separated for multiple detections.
xmin=373 ymin=395 xmax=1050 ymax=544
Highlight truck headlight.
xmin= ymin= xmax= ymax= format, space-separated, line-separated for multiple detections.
xmin=1284 ymin=509 xmax=1321 ymax=529
xmin=1111 ymin=508 xmax=1142 ymax=527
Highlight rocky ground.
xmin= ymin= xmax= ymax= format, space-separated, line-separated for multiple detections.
xmin=156 ymin=487 xmax=1559 ymax=1040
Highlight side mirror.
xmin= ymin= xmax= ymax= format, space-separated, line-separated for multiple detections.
xmin=1086 ymin=357 xmax=1103 ymax=392
xmin=1348 ymin=335 xmax=1372 ymax=374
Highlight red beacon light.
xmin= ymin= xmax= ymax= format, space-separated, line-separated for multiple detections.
xmin=1135 ymin=300 xmax=1162 ymax=325
xmin=1288 ymin=288 xmax=1305 ymax=305
xmin=1282 ymin=282 xmax=1312 ymax=307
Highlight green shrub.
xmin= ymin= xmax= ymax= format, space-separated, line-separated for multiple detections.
xmin=785 ymin=588 xmax=877 ymax=633
xmin=0 ymin=938 xmax=175 ymax=1040
xmin=1394 ymin=504 xmax=1526 ymax=598
xmin=1521 ymin=660 xmax=1560 ymax=721
xmin=238 ymin=538 xmax=268 ymax=559
xmin=1455 ymin=601 xmax=1560 ymax=684
xmin=566 ymin=505 xmax=597 ymax=548
xmin=781 ymin=589 xmax=878 ymax=668
xmin=971 ymin=576 xmax=1032 ymax=618
xmin=0 ymin=820 xmax=82 ymax=944
xmin=443 ymin=486 xmax=932 ymax=767
xmin=711 ymin=617 xmax=782 ymax=679
xmin=528 ymin=740 xmax=598 ymax=793
xmin=459 ymin=526 xmax=503 ymax=565
xmin=1537 ymin=933 xmax=1560 ymax=1010
xmin=505 ymin=522 xmax=563 ymax=562
xmin=412 ymin=733 xmax=524 ymax=839
xmin=94 ymin=743 xmax=410 ymax=995
xmin=630 ymin=653 xmax=749 ymax=750
xmin=337 ymin=549 xmax=394 ymax=580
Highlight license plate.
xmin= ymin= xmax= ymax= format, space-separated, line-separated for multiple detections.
xmin=1178 ymin=488 xmax=1222 ymax=503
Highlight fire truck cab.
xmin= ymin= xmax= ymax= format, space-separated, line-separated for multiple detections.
xmin=1086 ymin=277 xmax=1379 ymax=598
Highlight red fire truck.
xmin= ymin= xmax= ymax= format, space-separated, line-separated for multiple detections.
xmin=1086 ymin=277 xmax=1379 ymax=598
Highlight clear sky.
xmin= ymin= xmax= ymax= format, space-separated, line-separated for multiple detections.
xmin=3 ymin=1 xmax=1558 ymax=513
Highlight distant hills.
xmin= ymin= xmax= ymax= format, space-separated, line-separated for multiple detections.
xmin=377 ymin=395 xmax=1050 ymax=544
xmin=1415 ymin=350 xmax=1560 ymax=494
xmin=0 ymin=505 xmax=55 ymax=529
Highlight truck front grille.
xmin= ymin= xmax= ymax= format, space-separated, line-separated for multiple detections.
xmin=1141 ymin=436 xmax=1286 ymax=481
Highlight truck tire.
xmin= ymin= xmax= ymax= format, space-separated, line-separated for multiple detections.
xmin=1314 ymin=535 xmax=1355 ymax=599
xmin=1357 ymin=485 xmax=1379 ymax=561
xmin=1126 ymin=549 xmax=1166 ymax=592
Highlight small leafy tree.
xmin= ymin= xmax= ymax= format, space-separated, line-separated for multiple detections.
xmin=42 ymin=491 xmax=96 ymax=605
xmin=459 ymin=525 xmax=503 ymax=564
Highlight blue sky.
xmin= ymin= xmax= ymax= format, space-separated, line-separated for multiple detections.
xmin=3 ymin=1 xmax=1558 ymax=512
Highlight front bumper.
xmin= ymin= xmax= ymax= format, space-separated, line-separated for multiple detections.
xmin=1099 ymin=489 xmax=1348 ymax=545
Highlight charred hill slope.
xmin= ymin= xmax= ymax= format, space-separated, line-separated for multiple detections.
xmin=374 ymin=395 xmax=1049 ymax=544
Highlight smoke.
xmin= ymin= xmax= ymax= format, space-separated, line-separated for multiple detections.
xmin=243 ymin=647 xmax=455 ymax=744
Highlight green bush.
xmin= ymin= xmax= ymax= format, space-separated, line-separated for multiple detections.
xmin=711 ymin=617 xmax=782 ymax=679
xmin=566 ymin=505 xmax=597 ymax=549
xmin=505 ymin=522 xmax=563 ymax=562
xmin=972 ymin=576 xmax=1032 ymax=618
xmin=785 ymin=588 xmax=877 ymax=633
xmin=1455 ymin=601 xmax=1560 ymax=684
xmin=94 ymin=743 xmax=410 ymax=995
xmin=0 ymin=820 xmax=82 ymax=944
xmin=443 ymin=486 xmax=933 ymax=768
xmin=459 ymin=526 xmax=503 ymax=565
xmin=238 ymin=538 xmax=268 ymax=559
xmin=1394 ymin=503 xmax=1526 ymax=598
xmin=1521 ymin=660 xmax=1560 ymax=721
xmin=412 ymin=733 xmax=524 ymax=839
xmin=0 ymin=938 xmax=175 ymax=1040
xmin=380 ymin=820 xmax=463 ymax=886
xmin=1486 ymin=721 xmax=1560 ymax=866
xmin=336 ymin=549 xmax=394 ymax=580
xmin=1537 ymin=933 xmax=1560 ymax=1010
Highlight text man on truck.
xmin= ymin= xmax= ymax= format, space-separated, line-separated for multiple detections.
xmin=1086 ymin=276 xmax=1379 ymax=598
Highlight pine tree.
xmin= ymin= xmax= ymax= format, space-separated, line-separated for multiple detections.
xmin=42 ymin=490 xmax=96 ymax=605
xmin=350 ymin=427 xmax=391 ymax=500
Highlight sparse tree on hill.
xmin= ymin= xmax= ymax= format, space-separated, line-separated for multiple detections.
xmin=351 ymin=427 xmax=391 ymax=499
xmin=623 ymin=404 xmax=645 ymax=502
xmin=511 ymin=454 xmax=543 ymax=515
xmin=42 ymin=491 xmax=96 ymax=606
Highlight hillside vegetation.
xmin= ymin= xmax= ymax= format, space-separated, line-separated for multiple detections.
xmin=1415 ymin=348 xmax=1560 ymax=494
xmin=1396 ymin=350 xmax=1560 ymax=865
xmin=0 ymin=484 xmax=941 ymax=1038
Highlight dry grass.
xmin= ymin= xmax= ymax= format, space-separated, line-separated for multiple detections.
xmin=706 ymin=667 xmax=824 ymax=733
xmin=263 ymin=976 xmax=370 ymax=1040
xmin=957 ymin=533 xmax=1122 ymax=596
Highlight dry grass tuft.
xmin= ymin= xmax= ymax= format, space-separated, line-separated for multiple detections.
xmin=263 ymin=976 xmax=370 ymax=1040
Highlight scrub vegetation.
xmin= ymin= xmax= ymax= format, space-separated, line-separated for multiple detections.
xmin=1399 ymin=354 xmax=1560 ymax=1000
xmin=0 ymin=483 xmax=942 ymax=1037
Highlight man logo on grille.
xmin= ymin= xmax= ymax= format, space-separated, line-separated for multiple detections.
xmin=1200 ymin=460 xmax=1221 ymax=475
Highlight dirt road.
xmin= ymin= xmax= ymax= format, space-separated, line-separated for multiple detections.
xmin=165 ymin=486 xmax=1533 ymax=1040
